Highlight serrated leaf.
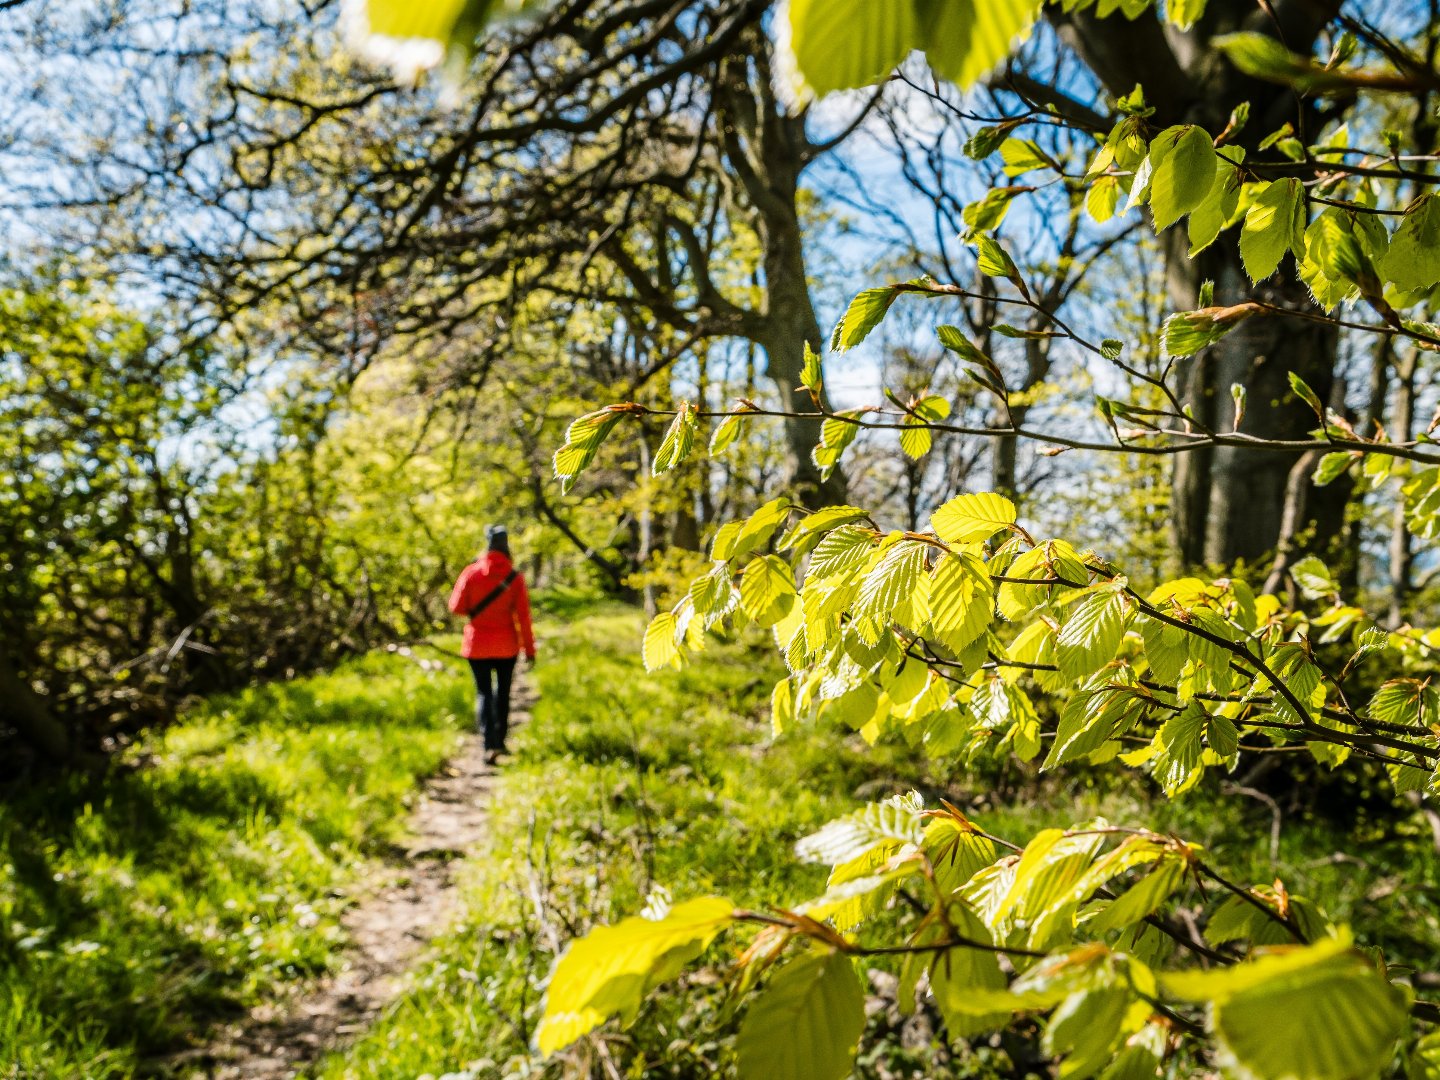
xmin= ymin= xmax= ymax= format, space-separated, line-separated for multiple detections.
xmin=854 ymin=541 xmax=928 ymax=630
xmin=975 ymin=235 xmax=1019 ymax=278
xmin=796 ymin=791 xmax=926 ymax=866
xmin=535 ymin=896 xmax=734 ymax=1055
xmin=831 ymin=287 xmax=898 ymax=352
xmin=740 ymin=554 xmax=798 ymax=629
xmin=642 ymin=612 xmax=682 ymax=672
xmin=807 ymin=524 xmax=878 ymax=580
xmin=1148 ymin=125 xmax=1216 ymax=230
xmin=735 ymin=947 xmax=865 ymax=1080
xmin=1380 ymin=193 xmax=1440 ymax=292
xmin=1162 ymin=929 xmax=1407 ymax=1080
xmin=1241 ymin=179 xmax=1304 ymax=282
xmin=800 ymin=341 xmax=824 ymax=393
xmin=652 ymin=403 xmax=697 ymax=476
xmin=931 ymin=491 xmax=1018 ymax=545
xmin=1056 ymin=591 xmax=1127 ymax=682
xmin=778 ymin=505 xmax=869 ymax=551
xmin=928 ymin=552 xmax=994 ymax=652
xmin=709 ymin=411 xmax=748 ymax=456
xmin=553 ymin=407 xmax=627 ymax=493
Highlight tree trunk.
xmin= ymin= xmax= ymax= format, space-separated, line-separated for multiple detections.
xmin=717 ymin=33 xmax=847 ymax=508
xmin=1166 ymin=241 xmax=1343 ymax=567
xmin=1058 ymin=0 xmax=1346 ymax=568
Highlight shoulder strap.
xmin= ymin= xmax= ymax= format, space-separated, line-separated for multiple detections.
xmin=467 ymin=569 xmax=518 ymax=620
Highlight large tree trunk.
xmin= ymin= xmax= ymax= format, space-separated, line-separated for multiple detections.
xmin=717 ymin=33 xmax=847 ymax=508
xmin=1058 ymin=0 xmax=1346 ymax=567
xmin=1166 ymin=241 xmax=1343 ymax=566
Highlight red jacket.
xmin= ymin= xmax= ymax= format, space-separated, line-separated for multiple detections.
xmin=448 ymin=552 xmax=536 ymax=660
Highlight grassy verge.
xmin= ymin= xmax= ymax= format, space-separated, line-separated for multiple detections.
xmin=0 ymin=650 xmax=468 ymax=1079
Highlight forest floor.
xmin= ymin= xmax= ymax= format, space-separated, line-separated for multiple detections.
xmin=173 ymin=686 xmax=533 ymax=1079
xmin=7 ymin=604 xmax=1439 ymax=1080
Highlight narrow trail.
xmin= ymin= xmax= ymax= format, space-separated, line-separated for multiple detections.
xmin=173 ymin=682 xmax=534 ymax=1079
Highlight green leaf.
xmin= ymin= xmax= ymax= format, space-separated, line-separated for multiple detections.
xmin=831 ymin=287 xmax=899 ymax=352
xmin=1162 ymin=303 xmax=1258 ymax=358
xmin=931 ymin=491 xmax=1018 ymax=545
xmin=1213 ymin=32 xmax=1340 ymax=90
xmin=1367 ymin=678 xmax=1439 ymax=730
xmin=1148 ymin=125 xmax=1217 ymax=231
xmin=770 ymin=676 xmax=795 ymax=736
xmin=1289 ymin=554 xmax=1336 ymax=600
xmin=917 ymin=0 xmax=1043 ymax=90
xmin=736 ymin=947 xmax=866 ymax=1080
xmin=359 ymin=0 xmax=541 ymax=80
xmin=740 ymin=555 xmax=798 ymax=629
xmin=652 ymin=403 xmax=697 ymax=476
xmin=1056 ymin=591 xmax=1128 ymax=682
xmin=709 ymin=411 xmax=748 ymax=456
xmin=553 ymin=407 xmax=627 ymax=493
xmin=1288 ymin=370 xmax=1325 ymax=420
xmin=800 ymin=341 xmax=824 ymax=394
xmin=778 ymin=505 xmax=869 ymax=552
xmin=1311 ymin=451 xmax=1356 ymax=487
xmin=1381 ymin=193 xmax=1440 ymax=293
xmin=1187 ymin=155 xmax=1243 ymax=257
xmin=1086 ymin=175 xmax=1121 ymax=223
xmin=785 ymin=0 xmax=919 ymax=97
xmin=807 ymin=524 xmax=878 ymax=581
xmin=796 ymin=791 xmax=926 ymax=867
xmin=1140 ymin=615 xmax=1189 ymax=685
xmin=999 ymin=137 xmax=1052 ymax=176
xmin=1166 ymin=0 xmax=1208 ymax=30
xmin=732 ymin=498 xmax=793 ymax=560
xmin=1044 ymin=985 xmax=1136 ymax=1077
xmin=928 ymin=909 xmax=1009 ymax=1037
xmin=642 ymin=612 xmax=682 ymax=672
xmin=535 ymin=896 xmax=734 ymax=1055
xmin=974 ymin=235 xmax=1018 ymax=279
xmin=962 ymin=187 xmax=1024 ymax=235
xmin=1241 ymin=179 xmax=1305 ymax=282
xmin=1163 ymin=930 xmax=1408 ymax=1080
xmin=928 ymin=552 xmax=994 ymax=653
xmin=854 ymin=541 xmax=928 ymax=630
xmin=900 ymin=394 xmax=951 ymax=460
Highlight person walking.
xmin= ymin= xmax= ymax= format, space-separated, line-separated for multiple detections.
xmin=448 ymin=525 xmax=536 ymax=765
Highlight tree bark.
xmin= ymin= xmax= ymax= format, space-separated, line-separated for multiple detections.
xmin=716 ymin=34 xmax=847 ymax=507
xmin=1058 ymin=0 xmax=1347 ymax=568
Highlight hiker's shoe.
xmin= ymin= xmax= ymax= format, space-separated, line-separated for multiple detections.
xmin=484 ymin=749 xmax=504 ymax=766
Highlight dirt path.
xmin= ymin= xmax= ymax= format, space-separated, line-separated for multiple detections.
xmin=172 ymin=683 xmax=533 ymax=1079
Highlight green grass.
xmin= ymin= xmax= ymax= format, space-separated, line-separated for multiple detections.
xmin=308 ymin=607 xmax=941 ymax=1079
xmin=9 ymin=604 xmax=1438 ymax=1079
xmin=309 ymin=608 xmax=1440 ymax=1080
xmin=0 ymin=649 xmax=468 ymax=1079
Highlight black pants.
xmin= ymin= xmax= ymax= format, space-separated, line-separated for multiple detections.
xmin=468 ymin=657 xmax=516 ymax=751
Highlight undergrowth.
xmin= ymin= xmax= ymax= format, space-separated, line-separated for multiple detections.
xmin=0 ymin=649 xmax=465 ymax=1079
